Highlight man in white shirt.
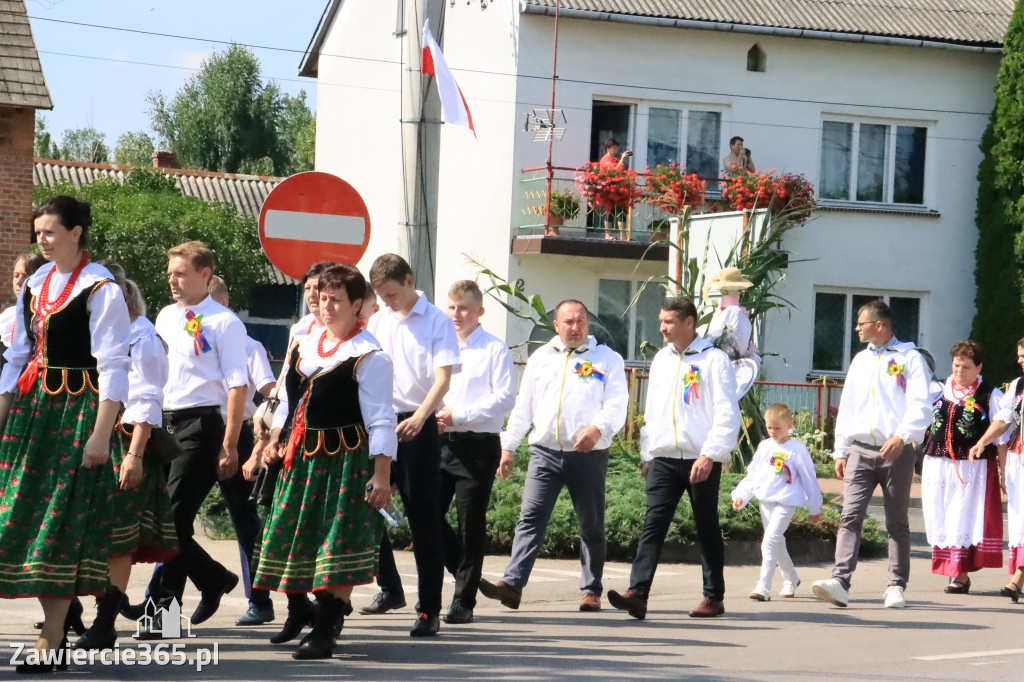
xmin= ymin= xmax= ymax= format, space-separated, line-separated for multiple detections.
xmin=478 ymin=300 xmax=627 ymax=612
xmin=436 ymin=281 xmax=516 ymax=624
xmin=607 ymin=295 xmax=740 ymax=620
xmin=362 ymin=254 xmax=460 ymax=637
xmin=812 ymin=299 xmax=933 ymax=609
xmin=137 ymin=241 xmax=249 ymax=638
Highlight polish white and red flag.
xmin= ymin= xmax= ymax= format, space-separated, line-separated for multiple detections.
xmin=422 ymin=20 xmax=476 ymax=137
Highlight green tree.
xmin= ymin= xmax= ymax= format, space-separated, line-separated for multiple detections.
xmin=977 ymin=1 xmax=1024 ymax=384
xmin=148 ymin=44 xmax=286 ymax=174
xmin=34 ymin=115 xmax=58 ymax=158
xmin=113 ymin=131 xmax=156 ymax=167
xmin=971 ymin=114 xmax=1024 ymax=383
xmin=58 ymin=127 xmax=110 ymax=163
xmin=280 ymin=90 xmax=316 ymax=175
xmin=32 ymin=169 xmax=270 ymax=313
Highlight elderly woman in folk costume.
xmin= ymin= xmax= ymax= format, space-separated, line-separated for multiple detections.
xmin=72 ymin=275 xmax=178 ymax=650
xmin=970 ymin=338 xmax=1024 ymax=601
xmin=919 ymin=341 xmax=1003 ymax=594
xmin=254 ymin=264 xmax=396 ymax=660
xmin=0 ymin=196 xmax=131 ymax=673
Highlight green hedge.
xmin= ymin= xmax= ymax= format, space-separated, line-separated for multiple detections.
xmin=388 ymin=441 xmax=885 ymax=561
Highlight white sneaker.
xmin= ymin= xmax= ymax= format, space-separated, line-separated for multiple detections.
xmin=748 ymin=584 xmax=771 ymax=601
xmin=811 ymin=578 xmax=849 ymax=607
xmin=779 ymin=579 xmax=801 ymax=598
xmin=883 ymin=585 xmax=906 ymax=608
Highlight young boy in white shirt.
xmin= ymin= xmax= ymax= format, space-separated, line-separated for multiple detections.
xmin=731 ymin=403 xmax=823 ymax=601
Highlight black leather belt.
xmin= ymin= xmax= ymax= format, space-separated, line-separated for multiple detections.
xmin=443 ymin=431 xmax=498 ymax=442
xmin=163 ymin=406 xmax=219 ymax=422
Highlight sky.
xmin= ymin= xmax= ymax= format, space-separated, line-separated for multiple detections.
xmin=25 ymin=0 xmax=328 ymax=151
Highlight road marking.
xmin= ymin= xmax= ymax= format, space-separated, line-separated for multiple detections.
xmin=912 ymin=648 xmax=1024 ymax=661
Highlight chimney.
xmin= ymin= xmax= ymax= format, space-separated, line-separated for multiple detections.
xmin=152 ymin=149 xmax=179 ymax=169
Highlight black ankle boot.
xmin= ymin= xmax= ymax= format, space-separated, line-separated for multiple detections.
xmin=292 ymin=593 xmax=346 ymax=660
xmin=332 ymin=597 xmax=353 ymax=637
xmin=270 ymin=594 xmax=316 ymax=645
xmin=73 ymin=587 xmax=122 ymax=650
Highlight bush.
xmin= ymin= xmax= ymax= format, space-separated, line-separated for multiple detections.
xmin=387 ymin=439 xmax=885 ymax=561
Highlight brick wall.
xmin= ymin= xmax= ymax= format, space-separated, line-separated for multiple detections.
xmin=0 ymin=106 xmax=34 ymax=307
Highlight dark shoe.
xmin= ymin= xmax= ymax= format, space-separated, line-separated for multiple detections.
xmin=478 ymin=579 xmax=521 ymax=610
xmin=607 ymin=589 xmax=647 ymax=620
xmin=410 ymin=612 xmax=439 ymax=637
xmin=292 ymin=593 xmax=346 ymax=660
xmin=1001 ymin=583 xmax=1021 ymax=603
xmin=15 ymin=637 xmax=69 ymax=674
xmin=119 ymin=598 xmax=147 ymax=621
xmin=235 ymin=605 xmax=275 ymax=626
xmin=270 ymin=598 xmax=316 ymax=644
xmin=333 ymin=598 xmax=353 ymax=638
xmin=688 ymin=597 xmax=725 ymax=618
xmin=579 ymin=593 xmax=601 ymax=612
xmin=442 ymin=602 xmax=474 ymax=624
xmin=944 ymin=578 xmax=971 ymax=595
xmin=133 ymin=610 xmax=169 ymax=641
xmin=73 ymin=587 xmax=122 ymax=650
xmin=62 ymin=598 xmax=85 ymax=636
xmin=190 ymin=572 xmax=239 ymax=625
xmin=358 ymin=591 xmax=407 ymax=615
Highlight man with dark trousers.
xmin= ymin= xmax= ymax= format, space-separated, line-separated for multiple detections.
xmin=361 ymin=254 xmax=460 ymax=637
xmin=436 ymin=280 xmax=516 ymax=624
xmin=136 ymin=241 xmax=248 ymax=638
xmin=607 ymin=295 xmax=740 ymax=620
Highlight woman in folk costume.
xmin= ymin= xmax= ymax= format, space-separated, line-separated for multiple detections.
xmin=74 ymin=278 xmax=178 ymax=650
xmin=0 ymin=196 xmax=131 ymax=673
xmin=249 ymin=260 xmax=333 ymax=645
xmin=0 ymin=252 xmax=47 ymax=373
xmin=920 ymin=341 xmax=1003 ymax=594
xmin=255 ymin=264 xmax=396 ymax=660
xmin=971 ymin=338 xmax=1024 ymax=601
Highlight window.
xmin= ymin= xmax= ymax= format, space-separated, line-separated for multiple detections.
xmin=395 ymin=0 xmax=407 ymax=36
xmin=597 ymin=279 xmax=664 ymax=362
xmin=812 ymin=290 xmax=922 ymax=373
xmin=747 ymin=44 xmax=766 ymax=72
xmin=645 ymin=107 xmax=721 ymax=180
xmin=819 ymin=120 xmax=927 ymax=205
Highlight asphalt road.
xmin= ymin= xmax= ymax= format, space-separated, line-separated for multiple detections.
xmin=0 ymin=506 xmax=1021 ymax=681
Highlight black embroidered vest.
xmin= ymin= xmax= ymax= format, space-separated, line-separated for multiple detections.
xmin=922 ymin=381 xmax=996 ymax=460
xmin=280 ymin=343 xmax=370 ymax=456
xmin=21 ymin=279 xmax=109 ymax=395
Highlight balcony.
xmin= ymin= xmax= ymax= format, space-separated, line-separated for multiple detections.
xmin=512 ymin=166 xmax=724 ymax=261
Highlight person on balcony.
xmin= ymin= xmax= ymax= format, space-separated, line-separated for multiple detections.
xmin=812 ymin=299 xmax=934 ymax=609
xmin=478 ymin=300 xmax=627 ymax=613
xmin=598 ymin=139 xmax=633 ymax=240
xmin=723 ymin=136 xmax=755 ymax=174
xmin=606 ymin=295 xmax=740 ymax=620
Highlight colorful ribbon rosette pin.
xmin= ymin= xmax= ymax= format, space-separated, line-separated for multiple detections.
xmin=682 ymin=364 xmax=701 ymax=404
xmin=184 ymin=310 xmax=212 ymax=355
xmin=573 ymin=360 xmax=606 ymax=381
xmin=887 ymin=359 xmax=906 ymax=392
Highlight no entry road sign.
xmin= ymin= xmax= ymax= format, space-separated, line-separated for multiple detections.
xmin=259 ymin=171 xmax=371 ymax=279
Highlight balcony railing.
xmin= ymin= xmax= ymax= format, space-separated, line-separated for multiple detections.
xmin=519 ymin=166 xmax=725 ymax=242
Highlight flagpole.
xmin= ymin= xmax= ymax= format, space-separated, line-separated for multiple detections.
xmin=544 ymin=0 xmax=560 ymax=237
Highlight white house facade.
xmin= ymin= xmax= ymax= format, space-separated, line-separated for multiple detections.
xmin=300 ymin=0 xmax=1012 ymax=378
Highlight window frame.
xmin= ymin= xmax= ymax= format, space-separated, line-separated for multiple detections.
xmin=597 ymin=278 xmax=664 ymax=365
xmin=817 ymin=115 xmax=931 ymax=208
xmin=628 ymin=101 xmax=726 ymax=180
xmin=810 ymin=287 xmax=925 ymax=376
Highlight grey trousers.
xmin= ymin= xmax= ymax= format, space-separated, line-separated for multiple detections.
xmin=503 ymin=445 xmax=609 ymax=595
xmin=832 ymin=441 xmax=916 ymax=589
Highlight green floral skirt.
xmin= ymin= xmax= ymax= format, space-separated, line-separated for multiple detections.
xmin=254 ymin=442 xmax=383 ymax=593
xmin=0 ymin=382 xmax=114 ymax=598
xmin=108 ymin=425 xmax=178 ymax=563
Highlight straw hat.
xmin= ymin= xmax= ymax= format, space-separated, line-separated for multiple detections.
xmin=702 ymin=267 xmax=753 ymax=302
